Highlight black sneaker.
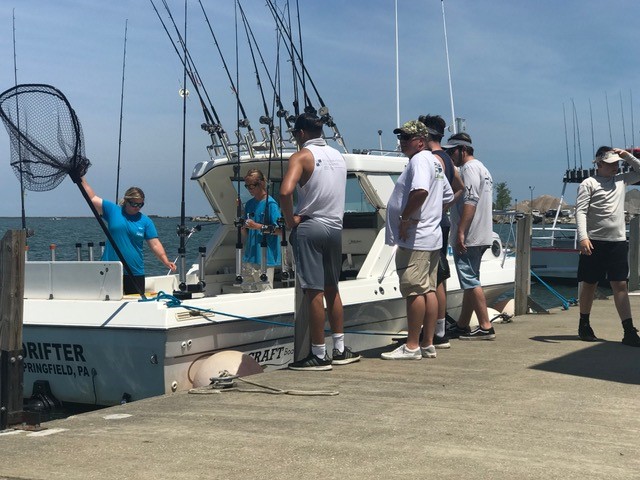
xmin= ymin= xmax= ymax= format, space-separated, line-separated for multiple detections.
xmin=578 ymin=324 xmax=598 ymax=342
xmin=288 ymin=353 xmax=332 ymax=371
xmin=433 ymin=334 xmax=451 ymax=349
xmin=332 ymin=347 xmax=361 ymax=365
xmin=446 ymin=324 xmax=470 ymax=339
xmin=622 ymin=328 xmax=640 ymax=347
xmin=459 ymin=326 xmax=496 ymax=340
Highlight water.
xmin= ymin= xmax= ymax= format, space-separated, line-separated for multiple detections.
xmin=1 ymin=216 xmax=583 ymax=311
xmin=0 ymin=216 xmax=216 ymax=276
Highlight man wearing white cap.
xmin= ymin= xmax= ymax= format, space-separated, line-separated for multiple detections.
xmin=443 ymin=132 xmax=496 ymax=340
xmin=576 ymin=146 xmax=640 ymax=347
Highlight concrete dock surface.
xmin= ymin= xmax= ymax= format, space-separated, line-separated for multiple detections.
xmin=2 ymin=294 xmax=639 ymax=480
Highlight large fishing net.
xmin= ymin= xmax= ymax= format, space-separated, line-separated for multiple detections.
xmin=0 ymin=83 xmax=145 ymax=297
xmin=0 ymin=84 xmax=91 ymax=190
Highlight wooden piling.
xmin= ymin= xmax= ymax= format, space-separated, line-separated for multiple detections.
xmin=629 ymin=216 xmax=639 ymax=291
xmin=0 ymin=230 xmax=26 ymax=430
xmin=514 ymin=214 xmax=532 ymax=316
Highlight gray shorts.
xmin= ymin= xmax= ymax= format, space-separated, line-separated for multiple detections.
xmin=290 ymin=219 xmax=342 ymax=290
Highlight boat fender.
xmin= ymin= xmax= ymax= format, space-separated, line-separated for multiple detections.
xmin=469 ymin=307 xmax=501 ymax=328
xmin=192 ymin=351 xmax=263 ymax=388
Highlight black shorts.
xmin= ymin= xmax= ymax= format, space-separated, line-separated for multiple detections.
xmin=437 ymin=225 xmax=451 ymax=285
xmin=577 ymin=240 xmax=628 ymax=284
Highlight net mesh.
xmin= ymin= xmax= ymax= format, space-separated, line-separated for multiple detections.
xmin=0 ymin=84 xmax=91 ymax=191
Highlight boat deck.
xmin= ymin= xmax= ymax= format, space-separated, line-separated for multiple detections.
xmin=2 ymin=294 xmax=640 ymax=480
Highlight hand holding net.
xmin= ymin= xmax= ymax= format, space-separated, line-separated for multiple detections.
xmin=0 ymin=84 xmax=91 ymax=190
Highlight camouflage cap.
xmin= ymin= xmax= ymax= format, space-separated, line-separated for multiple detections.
xmin=393 ymin=120 xmax=430 ymax=138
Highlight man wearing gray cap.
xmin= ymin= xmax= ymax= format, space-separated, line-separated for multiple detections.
xmin=443 ymin=132 xmax=495 ymax=340
xmin=381 ymin=120 xmax=454 ymax=360
xmin=575 ymin=146 xmax=640 ymax=347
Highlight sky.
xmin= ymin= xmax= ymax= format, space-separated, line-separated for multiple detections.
xmin=1 ymin=0 xmax=640 ymax=217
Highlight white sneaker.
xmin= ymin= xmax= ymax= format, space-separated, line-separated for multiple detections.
xmin=420 ymin=345 xmax=437 ymax=358
xmin=380 ymin=344 xmax=422 ymax=360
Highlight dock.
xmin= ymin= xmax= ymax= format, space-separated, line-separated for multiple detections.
xmin=2 ymin=295 xmax=639 ymax=480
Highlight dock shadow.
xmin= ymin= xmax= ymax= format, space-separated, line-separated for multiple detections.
xmin=529 ymin=335 xmax=640 ymax=385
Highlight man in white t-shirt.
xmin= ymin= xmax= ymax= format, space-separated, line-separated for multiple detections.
xmin=443 ymin=133 xmax=496 ymax=340
xmin=381 ymin=120 xmax=454 ymax=360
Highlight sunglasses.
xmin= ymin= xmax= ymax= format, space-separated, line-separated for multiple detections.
xmin=244 ymin=182 xmax=260 ymax=189
xmin=397 ymin=133 xmax=416 ymax=141
xmin=127 ymin=200 xmax=144 ymax=208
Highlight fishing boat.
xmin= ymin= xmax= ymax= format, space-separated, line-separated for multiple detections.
xmin=21 ymin=150 xmax=515 ymax=406
xmin=15 ymin=1 xmax=515 ymax=408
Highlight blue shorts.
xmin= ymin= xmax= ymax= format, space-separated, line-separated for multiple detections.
xmin=453 ymin=245 xmax=488 ymax=290
xmin=290 ymin=219 xmax=342 ymax=291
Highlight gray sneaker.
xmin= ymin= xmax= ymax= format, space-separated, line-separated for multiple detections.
xmin=332 ymin=347 xmax=362 ymax=365
xmin=420 ymin=345 xmax=437 ymax=358
xmin=380 ymin=344 xmax=422 ymax=360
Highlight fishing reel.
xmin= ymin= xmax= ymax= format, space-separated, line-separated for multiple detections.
xmin=238 ymin=118 xmax=251 ymax=128
xmin=259 ymin=115 xmax=273 ymax=126
xmin=276 ymin=108 xmax=289 ymax=119
xmin=260 ymin=224 xmax=276 ymax=235
xmin=233 ymin=217 xmax=246 ymax=229
xmin=201 ymin=122 xmax=222 ymax=134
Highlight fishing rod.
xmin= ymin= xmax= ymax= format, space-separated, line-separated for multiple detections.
xmin=294 ymin=0 xmax=308 ymax=113
xmin=198 ymin=0 xmax=254 ymax=141
xmin=175 ymin=0 xmax=189 ymax=296
xmin=12 ymin=9 xmax=27 ymax=232
xmin=265 ymin=0 xmax=347 ymax=151
xmin=284 ymin=2 xmax=300 ymax=117
xmin=266 ymin=0 xmax=315 ymax=113
xmin=237 ymin=0 xmax=293 ymax=131
xmin=233 ymin=1 xmax=244 ymax=285
xmin=572 ymin=99 xmax=583 ymax=169
xmin=115 ymin=19 xmax=128 ymax=203
xmin=237 ymin=1 xmax=277 ymax=282
xmin=620 ymin=91 xmax=627 ymax=148
xmin=605 ymin=91 xmax=613 ymax=146
xmin=149 ymin=0 xmax=233 ymax=161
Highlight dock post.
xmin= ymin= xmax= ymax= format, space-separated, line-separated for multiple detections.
xmin=0 ymin=230 xmax=32 ymax=430
xmin=514 ymin=213 xmax=532 ymax=315
xmin=293 ymin=280 xmax=311 ymax=362
xmin=629 ymin=216 xmax=640 ymax=291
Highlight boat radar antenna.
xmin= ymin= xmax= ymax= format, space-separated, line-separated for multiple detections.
xmin=0 ymin=84 xmax=145 ymax=298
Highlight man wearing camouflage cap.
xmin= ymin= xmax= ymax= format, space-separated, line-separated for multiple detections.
xmin=381 ymin=120 xmax=454 ymax=360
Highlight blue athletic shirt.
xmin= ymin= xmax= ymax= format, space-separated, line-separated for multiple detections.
xmin=243 ymin=195 xmax=282 ymax=266
xmin=101 ymin=200 xmax=158 ymax=276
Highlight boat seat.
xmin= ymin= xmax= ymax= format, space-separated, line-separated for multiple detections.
xmin=24 ymin=261 xmax=123 ymax=301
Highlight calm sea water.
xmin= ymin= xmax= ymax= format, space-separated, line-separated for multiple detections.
xmin=1 ymin=216 xmax=581 ymax=310
xmin=0 ymin=216 xmax=212 ymax=277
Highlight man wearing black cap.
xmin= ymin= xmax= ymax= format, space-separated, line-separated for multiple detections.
xmin=443 ymin=132 xmax=495 ymax=340
xmin=419 ymin=114 xmax=464 ymax=348
xmin=380 ymin=120 xmax=454 ymax=360
xmin=281 ymin=113 xmax=361 ymax=370
xmin=575 ymin=146 xmax=640 ymax=346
